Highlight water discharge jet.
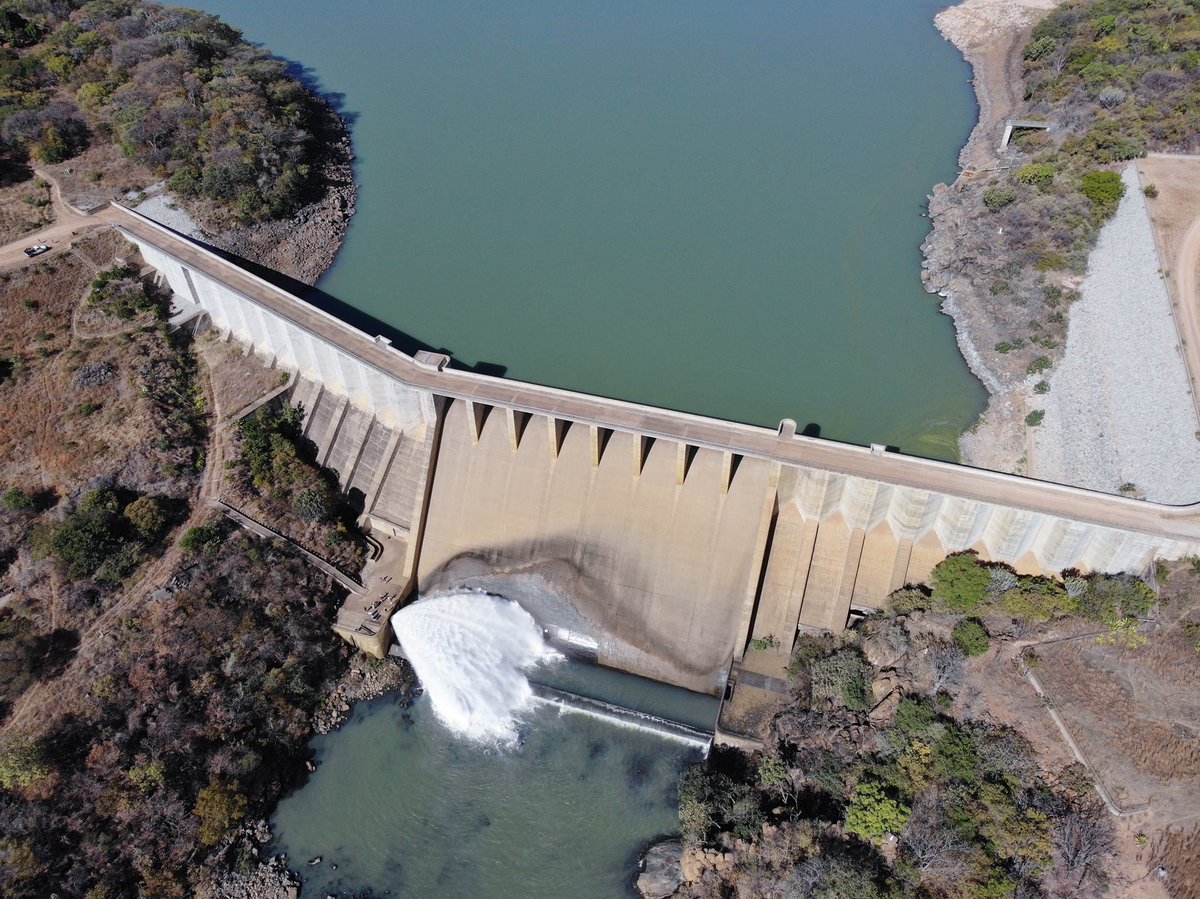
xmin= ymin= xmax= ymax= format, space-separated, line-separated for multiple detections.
xmin=391 ymin=591 xmax=559 ymax=743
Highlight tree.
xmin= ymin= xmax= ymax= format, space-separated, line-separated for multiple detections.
xmin=899 ymin=791 xmax=973 ymax=890
xmin=0 ymin=733 xmax=50 ymax=790
xmin=1055 ymin=802 xmax=1114 ymax=879
xmin=846 ymin=780 xmax=911 ymax=841
xmin=124 ymin=495 xmax=167 ymax=543
xmin=952 ymin=619 xmax=990 ymax=657
xmin=929 ymin=639 xmax=967 ymax=694
xmin=931 ymin=553 xmax=991 ymax=612
xmin=194 ymin=782 xmax=248 ymax=846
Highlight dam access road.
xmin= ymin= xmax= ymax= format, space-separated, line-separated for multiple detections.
xmin=106 ymin=204 xmax=1200 ymax=541
xmin=11 ymin=199 xmax=1200 ymax=695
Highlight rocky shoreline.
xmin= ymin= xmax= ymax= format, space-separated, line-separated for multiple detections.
xmin=312 ymin=656 xmax=419 ymax=735
xmin=921 ymin=0 xmax=1061 ymax=470
xmin=207 ymin=97 xmax=359 ymax=287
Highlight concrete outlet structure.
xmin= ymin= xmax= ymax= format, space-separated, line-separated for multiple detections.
xmin=114 ymin=204 xmax=1200 ymax=694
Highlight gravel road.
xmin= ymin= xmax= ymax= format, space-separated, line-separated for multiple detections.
xmin=1032 ymin=165 xmax=1200 ymax=503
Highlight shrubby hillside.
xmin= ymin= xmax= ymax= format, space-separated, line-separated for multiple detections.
xmin=0 ymin=0 xmax=324 ymax=222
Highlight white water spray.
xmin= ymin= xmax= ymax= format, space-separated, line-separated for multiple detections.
xmin=391 ymin=592 xmax=558 ymax=743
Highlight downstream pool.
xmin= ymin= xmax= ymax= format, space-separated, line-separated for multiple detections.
xmin=270 ymin=664 xmax=714 ymax=898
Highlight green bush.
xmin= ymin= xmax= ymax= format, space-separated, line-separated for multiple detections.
xmin=952 ymin=618 xmax=991 ymax=657
xmin=1017 ymin=163 xmax=1055 ymax=187
xmin=1025 ymin=410 xmax=1046 ymax=427
xmin=887 ymin=586 xmax=931 ymax=614
xmin=181 ymin=521 xmax=225 ymax=556
xmin=1143 ymin=184 xmax=1158 ymax=198
xmin=810 ymin=648 xmax=873 ymax=710
xmin=2 ymin=487 xmax=36 ymax=513
xmin=1000 ymin=576 xmax=1074 ymax=622
xmin=846 ymin=780 xmax=910 ymax=841
xmin=983 ymin=186 xmax=1017 ymax=212
xmin=931 ymin=553 xmax=991 ymax=612
xmin=1027 ymin=356 xmax=1052 ymax=375
xmin=1080 ymin=170 xmax=1125 ymax=213
xmin=1034 ymin=380 xmax=1050 ymax=394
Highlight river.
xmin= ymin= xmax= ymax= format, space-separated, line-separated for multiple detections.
xmin=184 ymin=1 xmax=983 ymax=894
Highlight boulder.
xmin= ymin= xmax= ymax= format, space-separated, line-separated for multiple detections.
xmin=681 ymin=846 xmax=734 ymax=883
xmin=636 ymin=839 xmax=683 ymax=898
xmin=870 ymin=688 xmax=901 ymax=721
xmin=871 ymin=669 xmax=901 ymax=701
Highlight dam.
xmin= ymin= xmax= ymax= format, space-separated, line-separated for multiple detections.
xmin=112 ymin=203 xmax=1200 ymax=696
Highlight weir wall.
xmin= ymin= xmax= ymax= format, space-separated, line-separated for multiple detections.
xmin=115 ymin=206 xmax=1200 ymax=694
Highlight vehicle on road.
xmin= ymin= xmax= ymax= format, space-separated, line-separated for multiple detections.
xmin=23 ymin=244 xmax=49 ymax=257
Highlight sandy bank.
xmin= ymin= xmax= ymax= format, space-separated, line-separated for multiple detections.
xmin=1031 ymin=166 xmax=1200 ymax=503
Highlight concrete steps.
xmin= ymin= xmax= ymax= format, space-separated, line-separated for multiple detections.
xmin=325 ymin=404 xmax=373 ymax=484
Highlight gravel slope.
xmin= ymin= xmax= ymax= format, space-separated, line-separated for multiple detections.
xmin=1031 ymin=165 xmax=1200 ymax=503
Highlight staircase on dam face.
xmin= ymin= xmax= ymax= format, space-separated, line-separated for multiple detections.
xmin=287 ymin=377 xmax=435 ymax=539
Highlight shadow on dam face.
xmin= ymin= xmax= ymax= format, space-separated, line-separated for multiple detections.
xmin=413 ymin=398 xmax=780 ymax=694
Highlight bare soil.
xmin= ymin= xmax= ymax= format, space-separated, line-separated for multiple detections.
xmin=40 ymin=142 xmax=159 ymax=213
xmin=1137 ymin=154 xmax=1200 ymax=427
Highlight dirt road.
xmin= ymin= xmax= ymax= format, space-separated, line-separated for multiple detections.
xmin=0 ymin=170 xmax=118 ymax=273
xmin=1137 ymin=155 xmax=1200 ymax=426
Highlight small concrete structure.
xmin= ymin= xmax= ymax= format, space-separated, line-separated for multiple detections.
xmin=1000 ymin=118 xmax=1052 ymax=150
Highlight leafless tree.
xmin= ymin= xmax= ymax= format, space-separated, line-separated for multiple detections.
xmin=899 ymin=791 xmax=973 ymax=888
xmin=928 ymin=639 xmax=966 ymax=696
xmin=1055 ymin=803 xmax=1114 ymax=875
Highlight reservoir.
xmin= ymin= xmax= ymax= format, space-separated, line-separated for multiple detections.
xmin=190 ymin=0 xmax=984 ymax=458
xmin=184 ymin=0 xmax=984 ymax=893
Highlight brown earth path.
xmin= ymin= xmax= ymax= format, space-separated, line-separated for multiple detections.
xmin=1137 ymin=154 xmax=1200 ymax=429
xmin=0 ymin=169 xmax=119 ymax=273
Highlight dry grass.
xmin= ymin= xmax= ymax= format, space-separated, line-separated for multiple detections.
xmin=1031 ymin=570 xmax=1200 ymax=898
xmin=194 ymin=333 xmax=287 ymax=421
xmin=0 ymin=170 xmax=53 ymax=245
xmin=41 ymin=143 xmax=158 ymax=212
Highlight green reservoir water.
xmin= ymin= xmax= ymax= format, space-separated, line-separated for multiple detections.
xmin=192 ymin=0 xmax=984 ymax=458
xmin=184 ymin=1 xmax=986 ymax=893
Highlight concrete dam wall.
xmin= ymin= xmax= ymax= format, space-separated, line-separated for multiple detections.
xmin=113 ymin=205 xmax=1200 ymax=694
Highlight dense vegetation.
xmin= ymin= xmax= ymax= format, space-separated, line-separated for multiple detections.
xmin=894 ymin=551 xmax=1156 ymax=646
xmin=678 ymin=626 xmax=1114 ymax=898
xmin=0 ymin=529 xmax=346 ymax=898
xmin=0 ymin=1 xmax=324 ymax=222
xmin=993 ymin=0 xmax=1200 ymax=269
xmin=229 ymin=402 xmax=365 ymax=573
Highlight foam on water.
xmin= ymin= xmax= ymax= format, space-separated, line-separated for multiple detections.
xmin=392 ymin=591 xmax=558 ymax=743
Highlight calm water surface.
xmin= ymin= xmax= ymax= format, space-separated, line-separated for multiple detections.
xmin=193 ymin=0 xmax=984 ymax=458
xmin=186 ymin=1 xmax=983 ymax=893
xmin=271 ymin=672 xmax=712 ymax=898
